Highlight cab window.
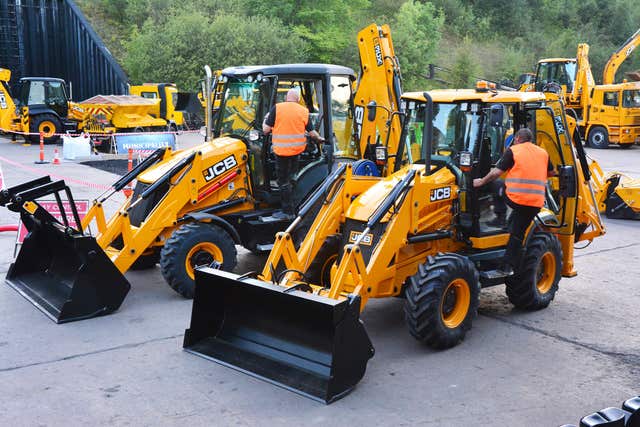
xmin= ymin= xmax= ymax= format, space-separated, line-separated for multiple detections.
xmin=603 ymin=91 xmax=619 ymax=107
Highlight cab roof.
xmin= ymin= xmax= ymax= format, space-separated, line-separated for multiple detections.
xmin=402 ymin=89 xmax=547 ymax=104
xmin=222 ymin=64 xmax=355 ymax=78
xmin=19 ymin=77 xmax=66 ymax=83
xmin=537 ymin=58 xmax=576 ymax=64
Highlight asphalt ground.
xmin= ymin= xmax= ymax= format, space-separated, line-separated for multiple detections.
xmin=0 ymin=134 xmax=638 ymax=426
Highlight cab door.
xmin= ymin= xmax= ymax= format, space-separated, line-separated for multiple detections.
xmin=530 ymin=98 xmax=578 ymax=236
xmin=594 ymin=89 xmax=621 ymax=132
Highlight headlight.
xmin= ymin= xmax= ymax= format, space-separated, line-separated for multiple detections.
xmin=375 ymin=145 xmax=387 ymax=161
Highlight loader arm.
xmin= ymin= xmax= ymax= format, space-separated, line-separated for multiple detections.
xmin=602 ymin=28 xmax=640 ymax=85
xmin=353 ymin=24 xmax=404 ymax=173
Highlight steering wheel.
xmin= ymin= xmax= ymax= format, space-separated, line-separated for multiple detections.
xmin=542 ymin=81 xmax=562 ymax=94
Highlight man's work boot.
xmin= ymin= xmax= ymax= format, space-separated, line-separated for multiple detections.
xmin=495 ymin=263 xmax=514 ymax=277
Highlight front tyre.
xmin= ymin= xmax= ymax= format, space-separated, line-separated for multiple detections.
xmin=160 ymin=223 xmax=237 ymax=298
xmin=404 ymin=253 xmax=480 ymax=349
xmin=587 ymin=126 xmax=609 ymax=149
xmin=505 ymin=232 xmax=562 ymax=310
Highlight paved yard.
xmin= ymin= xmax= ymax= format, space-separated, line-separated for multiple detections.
xmin=0 ymin=135 xmax=638 ymax=426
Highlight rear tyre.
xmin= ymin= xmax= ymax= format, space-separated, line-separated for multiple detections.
xmin=505 ymin=232 xmax=562 ymax=310
xmin=404 ymin=253 xmax=480 ymax=349
xmin=160 ymin=223 xmax=237 ymax=298
xmin=306 ymin=234 xmax=341 ymax=287
xmin=30 ymin=114 xmax=62 ymax=144
xmin=587 ymin=126 xmax=609 ymax=149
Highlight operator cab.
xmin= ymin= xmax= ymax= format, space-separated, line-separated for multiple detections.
xmin=534 ymin=60 xmax=577 ymax=94
xmin=214 ymin=64 xmax=356 ymax=208
xmin=399 ymin=88 xmax=579 ymax=244
xmin=16 ymin=77 xmax=70 ymax=118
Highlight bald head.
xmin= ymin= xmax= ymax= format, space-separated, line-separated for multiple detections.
xmin=285 ymin=89 xmax=300 ymax=102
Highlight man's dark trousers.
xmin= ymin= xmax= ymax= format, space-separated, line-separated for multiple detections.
xmin=276 ymin=154 xmax=299 ymax=215
xmin=505 ymin=199 xmax=540 ymax=269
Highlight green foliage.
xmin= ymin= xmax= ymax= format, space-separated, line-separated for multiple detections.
xmin=391 ymin=0 xmax=444 ymax=91
xmin=82 ymin=0 xmax=640 ymax=90
xmin=123 ymin=9 xmax=307 ymax=90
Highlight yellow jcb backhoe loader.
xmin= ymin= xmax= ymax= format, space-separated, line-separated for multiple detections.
xmin=530 ymin=28 xmax=640 ymax=148
xmin=183 ymin=86 xmax=606 ymax=403
xmin=0 ymin=23 xmax=404 ymax=323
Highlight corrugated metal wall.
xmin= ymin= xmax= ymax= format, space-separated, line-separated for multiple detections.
xmin=0 ymin=0 xmax=128 ymax=100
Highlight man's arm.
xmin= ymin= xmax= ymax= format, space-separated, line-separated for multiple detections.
xmin=306 ymin=129 xmax=325 ymax=143
xmin=473 ymin=167 xmax=506 ymax=188
xmin=262 ymin=106 xmax=276 ymax=134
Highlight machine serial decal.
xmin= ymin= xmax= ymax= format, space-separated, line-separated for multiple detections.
xmin=203 ymin=155 xmax=237 ymax=182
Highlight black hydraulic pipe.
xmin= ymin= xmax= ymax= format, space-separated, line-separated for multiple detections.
xmin=367 ymin=169 xmax=416 ymax=228
xmin=112 ymin=147 xmax=167 ymax=191
xmin=297 ymin=163 xmax=347 ymax=217
xmin=406 ymin=230 xmax=452 ymax=244
xmin=421 ymin=92 xmax=434 ymax=175
xmin=139 ymin=152 xmax=197 ymax=200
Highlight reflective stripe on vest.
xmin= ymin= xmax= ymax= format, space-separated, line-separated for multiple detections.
xmin=505 ymin=142 xmax=549 ymax=207
xmin=272 ymin=102 xmax=309 ymax=156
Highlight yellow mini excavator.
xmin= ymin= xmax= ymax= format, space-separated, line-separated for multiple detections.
xmin=183 ymin=85 xmax=606 ymax=403
xmin=0 ymin=24 xmax=404 ymax=323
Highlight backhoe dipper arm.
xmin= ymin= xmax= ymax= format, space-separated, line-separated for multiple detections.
xmin=353 ymin=23 xmax=403 ymax=172
xmin=603 ymin=28 xmax=640 ymax=85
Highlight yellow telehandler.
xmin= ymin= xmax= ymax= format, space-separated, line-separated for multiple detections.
xmin=0 ymin=23 xmax=404 ymax=323
xmin=183 ymin=85 xmax=606 ymax=403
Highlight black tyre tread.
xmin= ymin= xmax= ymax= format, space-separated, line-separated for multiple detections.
xmin=404 ymin=253 xmax=480 ymax=349
xmin=306 ymin=234 xmax=341 ymax=287
xmin=159 ymin=223 xmax=237 ymax=298
xmin=505 ymin=232 xmax=562 ymax=310
xmin=587 ymin=126 xmax=609 ymax=149
xmin=30 ymin=114 xmax=62 ymax=144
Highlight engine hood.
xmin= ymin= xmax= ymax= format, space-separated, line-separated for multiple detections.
xmin=137 ymin=137 xmax=246 ymax=183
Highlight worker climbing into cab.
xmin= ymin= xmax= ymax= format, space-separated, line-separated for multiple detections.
xmin=474 ymin=128 xmax=555 ymax=276
xmin=262 ymin=88 xmax=324 ymax=220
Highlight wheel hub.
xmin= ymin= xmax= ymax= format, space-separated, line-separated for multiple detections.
xmin=440 ymin=279 xmax=471 ymax=328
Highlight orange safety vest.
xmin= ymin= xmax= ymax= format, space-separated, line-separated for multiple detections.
xmin=272 ymin=102 xmax=309 ymax=156
xmin=505 ymin=142 xmax=549 ymax=208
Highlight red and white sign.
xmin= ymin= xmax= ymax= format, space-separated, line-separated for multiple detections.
xmin=17 ymin=199 xmax=89 ymax=244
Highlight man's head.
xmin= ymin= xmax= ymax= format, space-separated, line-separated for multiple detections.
xmin=285 ymin=89 xmax=301 ymax=103
xmin=514 ymin=128 xmax=533 ymax=145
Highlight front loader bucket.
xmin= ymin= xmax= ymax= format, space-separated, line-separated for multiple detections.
xmin=184 ymin=268 xmax=374 ymax=404
xmin=7 ymin=222 xmax=131 ymax=323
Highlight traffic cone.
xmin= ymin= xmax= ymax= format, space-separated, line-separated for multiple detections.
xmin=123 ymin=148 xmax=134 ymax=198
xmin=52 ymin=148 xmax=61 ymax=165
xmin=35 ymin=132 xmax=49 ymax=164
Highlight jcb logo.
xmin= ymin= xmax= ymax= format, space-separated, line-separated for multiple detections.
xmin=349 ymin=230 xmax=373 ymax=246
xmin=430 ymin=187 xmax=451 ymax=202
xmin=203 ymin=155 xmax=237 ymax=182
xmin=374 ymin=39 xmax=383 ymax=66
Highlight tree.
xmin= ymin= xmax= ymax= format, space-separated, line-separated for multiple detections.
xmin=123 ymin=9 xmax=308 ymax=89
xmin=391 ymin=0 xmax=444 ymax=91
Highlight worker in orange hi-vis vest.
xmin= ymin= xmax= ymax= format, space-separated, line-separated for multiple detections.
xmin=262 ymin=88 xmax=324 ymax=220
xmin=473 ymin=128 xmax=556 ymax=276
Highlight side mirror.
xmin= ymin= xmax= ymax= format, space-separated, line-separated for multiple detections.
xmin=558 ymin=165 xmax=576 ymax=198
xmin=489 ymin=104 xmax=504 ymax=127
xmin=367 ymin=101 xmax=377 ymax=122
